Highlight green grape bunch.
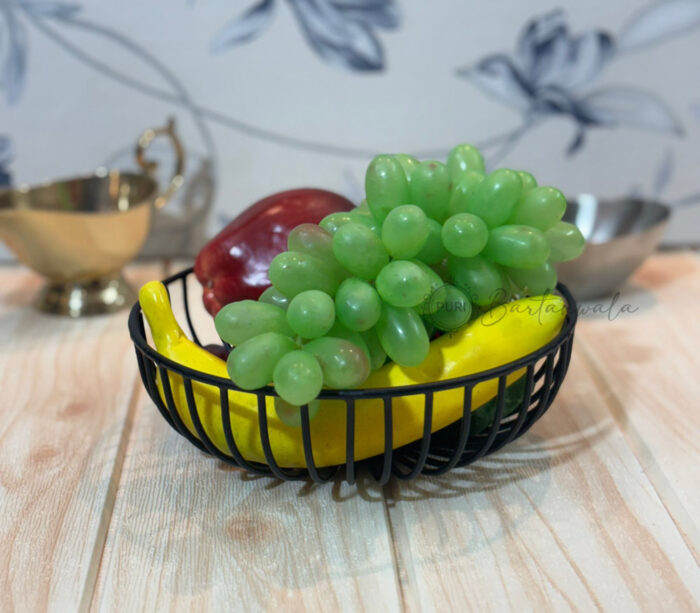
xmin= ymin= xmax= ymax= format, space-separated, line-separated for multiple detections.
xmin=214 ymin=144 xmax=585 ymax=422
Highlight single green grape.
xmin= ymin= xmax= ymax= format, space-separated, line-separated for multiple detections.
xmin=350 ymin=211 xmax=380 ymax=234
xmin=465 ymin=168 xmax=522 ymax=228
xmin=393 ymin=153 xmax=420 ymax=181
xmin=361 ymin=328 xmax=387 ymax=371
xmin=517 ymin=171 xmax=537 ymax=193
xmin=326 ymin=320 xmax=371 ymax=364
xmin=482 ymin=225 xmax=550 ymax=269
xmin=288 ymin=222 xmax=351 ymax=280
xmin=227 ymin=332 xmax=297 ymax=390
xmin=441 ymin=213 xmax=489 ymax=258
xmin=381 ymin=204 xmax=430 ymax=258
xmin=351 ymin=206 xmax=374 ymax=219
xmin=274 ymin=397 xmax=321 ymax=428
xmin=287 ymin=290 xmax=336 ymax=339
xmin=411 ymin=259 xmax=445 ymax=315
xmin=258 ymin=286 xmax=290 ymax=310
xmin=415 ymin=218 xmax=448 ymax=265
xmin=375 ymin=260 xmax=431 ymax=308
xmin=287 ymin=223 xmax=332 ymax=256
xmin=269 ymin=251 xmax=341 ymax=297
xmin=319 ymin=211 xmax=354 ymax=235
xmin=303 ymin=336 xmax=369 ymax=388
xmin=505 ymin=261 xmax=558 ymax=296
xmin=409 ymin=160 xmax=451 ymax=222
xmin=449 ymin=255 xmax=510 ymax=306
xmin=215 ymin=300 xmax=293 ymax=346
xmin=376 ymin=304 xmax=430 ymax=367
xmin=427 ymin=285 xmax=472 ymax=332
xmin=335 ymin=277 xmax=382 ymax=331
xmin=365 ymin=155 xmax=410 ymax=223
xmin=448 ymin=170 xmax=485 ymax=216
xmin=273 ymin=350 xmax=323 ymax=406
xmin=508 ymin=186 xmax=566 ymax=230
xmin=332 ymin=222 xmax=389 ymax=280
xmin=412 ymin=258 xmax=444 ymax=290
xmin=447 ymin=143 xmax=485 ymax=180
xmin=545 ymin=221 xmax=586 ymax=262
xmin=320 ymin=211 xmax=378 ymax=235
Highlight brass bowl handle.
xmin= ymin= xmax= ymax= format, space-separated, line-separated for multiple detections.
xmin=135 ymin=117 xmax=186 ymax=209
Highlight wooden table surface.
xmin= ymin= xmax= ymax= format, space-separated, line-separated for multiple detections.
xmin=1 ymin=252 xmax=698 ymax=612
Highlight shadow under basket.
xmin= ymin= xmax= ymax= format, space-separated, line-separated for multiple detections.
xmin=129 ymin=268 xmax=578 ymax=485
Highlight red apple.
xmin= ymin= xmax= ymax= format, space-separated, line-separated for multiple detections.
xmin=195 ymin=188 xmax=354 ymax=315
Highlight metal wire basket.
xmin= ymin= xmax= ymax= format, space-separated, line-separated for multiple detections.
xmin=129 ymin=267 xmax=577 ymax=484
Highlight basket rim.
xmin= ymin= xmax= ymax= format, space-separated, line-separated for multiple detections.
xmin=128 ymin=267 xmax=578 ymax=400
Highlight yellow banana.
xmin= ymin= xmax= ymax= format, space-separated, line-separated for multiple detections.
xmin=139 ymin=281 xmax=566 ymax=468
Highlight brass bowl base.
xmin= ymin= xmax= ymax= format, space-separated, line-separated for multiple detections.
xmin=37 ymin=273 xmax=136 ymax=317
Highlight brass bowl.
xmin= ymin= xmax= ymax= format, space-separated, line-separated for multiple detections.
xmin=0 ymin=119 xmax=184 ymax=316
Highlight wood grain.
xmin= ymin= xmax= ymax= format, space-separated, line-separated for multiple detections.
xmin=4 ymin=253 xmax=700 ymax=612
xmin=575 ymin=252 xmax=700 ymax=560
xmin=91 ymin=266 xmax=403 ymax=612
xmin=91 ymin=405 xmax=403 ymax=612
xmin=0 ymin=264 xmax=163 ymax=613
xmin=384 ymin=353 xmax=700 ymax=612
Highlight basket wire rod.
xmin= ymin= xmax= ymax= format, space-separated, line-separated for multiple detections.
xmin=377 ymin=397 xmax=394 ymax=486
xmin=137 ymin=309 xmax=147 ymax=340
xmin=180 ymin=274 xmax=202 ymax=347
xmin=135 ymin=347 xmax=147 ymax=388
xmin=140 ymin=355 xmax=174 ymax=428
xmin=135 ymin=347 xmax=157 ymax=409
xmin=218 ymin=388 xmax=272 ymax=475
xmin=552 ymin=333 xmax=575 ymax=396
xmin=490 ymin=364 xmax=536 ymax=453
xmin=461 ymin=375 xmax=508 ymax=465
xmin=155 ymin=364 xmax=187 ymax=436
xmin=543 ymin=338 xmax=571 ymax=409
xmin=257 ymin=395 xmax=306 ymax=480
xmin=148 ymin=362 xmax=175 ymax=428
xmin=557 ymin=332 xmax=574 ymax=390
xmin=527 ymin=356 xmax=553 ymax=404
xmin=422 ymin=384 xmax=474 ymax=475
xmin=300 ymin=405 xmax=337 ymax=483
xmin=420 ymin=443 xmax=458 ymax=466
xmin=394 ymin=391 xmax=434 ymax=480
xmin=182 ymin=376 xmax=237 ymax=462
xmin=135 ymin=312 xmax=165 ymax=415
xmin=345 ymin=398 xmax=357 ymax=486
xmin=520 ymin=351 xmax=557 ymax=436
xmin=418 ymin=390 xmax=471 ymax=471
xmin=517 ymin=361 xmax=548 ymax=406
xmin=563 ymin=331 xmax=575 ymax=375
xmin=155 ymin=366 xmax=207 ymax=452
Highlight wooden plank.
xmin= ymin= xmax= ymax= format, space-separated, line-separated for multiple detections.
xmin=385 ymin=353 xmax=700 ymax=612
xmin=0 ymin=264 xmax=163 ymax=613
xmin=91 ymin=265 xmax=403 ymax=612
xmin=575 ymin=251 xmax=700 ymax=560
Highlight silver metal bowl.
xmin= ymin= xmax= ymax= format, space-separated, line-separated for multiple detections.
xmin=557 ymin=194 xmax=670 ymax=300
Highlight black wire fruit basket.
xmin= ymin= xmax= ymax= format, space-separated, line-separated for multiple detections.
xmin=129 ymin=267 xmax=577 ymax=485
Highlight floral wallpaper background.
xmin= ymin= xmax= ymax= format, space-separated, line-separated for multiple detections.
xmin=1 ymin=0 xmax=699 ymax=258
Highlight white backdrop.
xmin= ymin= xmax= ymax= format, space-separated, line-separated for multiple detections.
xmin=1 ymin=0 xmax=699 ymax=258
